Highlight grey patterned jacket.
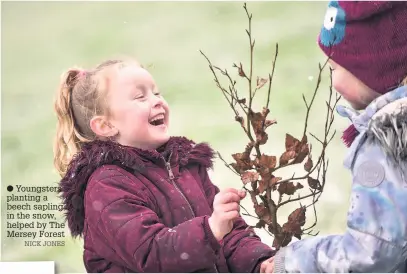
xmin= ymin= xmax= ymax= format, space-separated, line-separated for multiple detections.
xmin=273 ymin=85 xmax=407 ymax=273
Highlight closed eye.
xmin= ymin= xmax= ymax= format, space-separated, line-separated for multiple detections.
xmin=132 ymin=90 xmax=145 ymax=99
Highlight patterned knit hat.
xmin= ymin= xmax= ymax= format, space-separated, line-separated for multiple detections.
xmin=318 ymin=1 xmax=407 ymax=94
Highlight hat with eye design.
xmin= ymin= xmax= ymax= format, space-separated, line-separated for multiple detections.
xmin=318 ymin=1 xmax=407 ymax=94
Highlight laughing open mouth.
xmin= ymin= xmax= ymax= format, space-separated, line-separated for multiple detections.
xmin=149 ymin=114 xmax=165 ymax=126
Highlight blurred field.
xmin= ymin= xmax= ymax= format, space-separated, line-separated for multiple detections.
xmin=2 ymin=2 xmax=353 ymax=273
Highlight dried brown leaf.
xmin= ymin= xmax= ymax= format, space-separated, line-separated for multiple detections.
xmin=249 ymin=111 xmax=263 ymax=131
xmin=264 ymin=119 xmax=277 ymax=129
xmin=254 ymin=203 xmax=271 ymax=223
xmin=285 ymin=134 xmax=300 ymax=152
xmin=244 ymin=142 xmax=255 ymax=159
xmin=241 ymin=171 xmax=259 ymax=185
xmin=235 ymin=116 xmax=245 ymax=128
xmin=270 ymin=176 xmax=282 ymax=188
xmin=282 ymin=223 xmax=302 ymax=240
xmin=278 ymin=182 xmax=304 ymax=196
xmin=304 ymin=156 xmax=313 ymax=172
xmin=249 ymin=110 xmax=269 ymax=145
xmin=258 ymin=167 xmax=270 ymax=179
xmin=258 ymin=180 xmax=267 ymax=194
xmin=281 ymin=134 xmax=310 ymax=165
xmin=281 ymin=207 xmax=306 ymax=241
xmin=279 ymin=151 xmax=296 ymax=166
xmin=230 ymin=163 xmax=240 ymax=173
xmin=288 ymin=207 xmax=306 ymax=226
xmin=237 ymin=63 xmax=246 ymax=77
xmin=308 ymin=177 xmax=322 ymax=190
xmin=256 ymin=77 xmax=268 ymax=89
xmin=301 ymin=134 xmax=308 ymax=145
xmin=232 ymin=152 xmax=248 ymax=162
xmin=262 ymin=107 xmax=270 ymax=117
xmin=256 ymin=132 xmax=268 ymax=145
xmin=255 ymin=204 xmax=267 ymax=217
xmin=258 ymin=154 xmax=277 ymax=169
xmin=293 ymin=142 xmax=309 ymax=164
xmin=238 ymin=98 xmax=246 ymax=104
xmin=231 ymin=152 xmax=252 ymax=173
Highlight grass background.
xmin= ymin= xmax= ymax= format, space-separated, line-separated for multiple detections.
xmin=2 ymin=2 xmax=352 ymax=273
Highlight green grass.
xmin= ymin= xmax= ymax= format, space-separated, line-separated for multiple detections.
xmin=2 ymin=2 xmax=353 ymax=272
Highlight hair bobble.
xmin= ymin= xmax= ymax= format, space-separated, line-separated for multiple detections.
xmin=78 ymin=70 xmax=87 ymax=78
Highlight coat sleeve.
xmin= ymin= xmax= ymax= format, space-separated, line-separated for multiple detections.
xmin=198 ymin=165 xmax=276 ymax=273
xmin=86 ymin=173 xmax=222 ymax=273
xmin=273 ymin=118 xmax=407 ymax=273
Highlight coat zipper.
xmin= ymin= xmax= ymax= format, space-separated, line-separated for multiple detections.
xmin=164 ymin=160 xmax=196 ymax=218
xmin=163 ymin=155 xmax=219 ymax=273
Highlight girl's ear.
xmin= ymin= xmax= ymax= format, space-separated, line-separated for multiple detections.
xmin=89 ymin=116 xmax=118 ymax=138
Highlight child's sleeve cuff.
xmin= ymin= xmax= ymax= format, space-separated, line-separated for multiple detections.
xmin=273 ymin=247 xmax=286 ymax=273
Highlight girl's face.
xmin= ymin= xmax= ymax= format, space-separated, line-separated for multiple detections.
xmin=106 ymin=64 xmax=170 ymax=150
xmin=329 ymin=60 xmax=381 ymax=110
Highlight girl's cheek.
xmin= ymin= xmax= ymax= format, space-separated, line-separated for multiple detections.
xmin=332 ymin=71 xmax=351 ymax=97
xmin=332 ymin=74 xmax=345 ymax=95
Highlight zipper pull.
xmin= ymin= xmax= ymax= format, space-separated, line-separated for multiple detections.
xmin=165 ymin=162 xmax=175 ymax=180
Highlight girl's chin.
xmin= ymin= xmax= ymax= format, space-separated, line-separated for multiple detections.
xmin=155 ymin=134 xmax=171 ymax=148
xmin=151 ymin=126 xmax=170 ymax=139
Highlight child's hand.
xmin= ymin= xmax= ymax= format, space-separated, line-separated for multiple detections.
xmin=208 ymin=188 xmax=246 ymax=241
xmin=260 ymin=257 xmax=274 ymax=273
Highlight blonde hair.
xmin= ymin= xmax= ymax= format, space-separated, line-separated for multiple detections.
xmin=402 ymin=75 xmax=407 ymax=86
xmin=53 ymin=59 xmax=130 ymax=177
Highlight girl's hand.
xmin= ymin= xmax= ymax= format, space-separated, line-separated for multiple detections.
xmin=208 ymin=188 xmax=246 ymax=241
xmin=260 ymin=257 xmax=275 ymax=273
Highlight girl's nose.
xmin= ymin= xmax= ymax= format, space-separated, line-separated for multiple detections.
xmin=151 ymin=92 xmax=164 ymax=108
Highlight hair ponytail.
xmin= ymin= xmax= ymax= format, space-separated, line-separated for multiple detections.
xmin=53 ymin=69 xmax=90 ymax=177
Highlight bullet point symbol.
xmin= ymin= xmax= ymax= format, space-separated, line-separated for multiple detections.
xmin=7 ymin=185 xmax=13 ymax=192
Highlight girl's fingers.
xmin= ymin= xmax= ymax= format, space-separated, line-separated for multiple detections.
xmin=220 ymin=202 xmax=240 ymax=213
xmin=217 ymin=192 xmax=241 ymax=204
xmin=223 ymin=210 xmax=240 ymax=220
xmin=238 ymin=189 xmax=246 ymax=198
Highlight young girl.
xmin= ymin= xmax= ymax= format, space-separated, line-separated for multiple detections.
xmin=264 ymin=1 xmax=407 ymax=273
xmin=53 ymin=59 xmax=275 ymax=273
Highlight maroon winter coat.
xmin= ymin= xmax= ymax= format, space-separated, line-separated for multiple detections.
xmin=59 ymin=137 xmax=275 ymax=273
